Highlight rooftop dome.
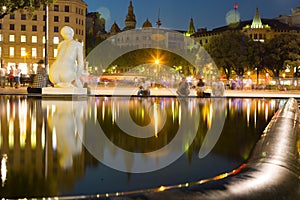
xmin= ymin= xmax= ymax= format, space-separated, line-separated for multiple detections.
xmin=142 ymin=18 xmax=152 ymax=28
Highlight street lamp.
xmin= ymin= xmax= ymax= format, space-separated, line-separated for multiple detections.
xmin=0 ymin=6 xmax=7 ymax=68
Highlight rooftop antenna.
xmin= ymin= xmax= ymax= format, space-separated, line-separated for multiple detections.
xmin=234 ymin=2 xmax=238 ymax=22
xmin=156 ymin=8 xmax=162 ymax=28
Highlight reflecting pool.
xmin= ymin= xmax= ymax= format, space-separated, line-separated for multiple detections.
xmin=0 ymin=96 xmax=286 ymax=199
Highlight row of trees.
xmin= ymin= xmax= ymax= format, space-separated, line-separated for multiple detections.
xmin=0 ymin=0 xmax=55 ymax=18
xmin=204 ymin=31 xmax=300 ymax=81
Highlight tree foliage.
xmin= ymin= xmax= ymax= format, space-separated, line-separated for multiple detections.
xmin=264 ymin=33 xmax=300 ymax=79
xmin=204 ymin=30 xmax=300 ymax=81
xmin=204 ymin=30 xmax=253 ymax=80
xmin=0 ymin=0 xmax=55 ymax=19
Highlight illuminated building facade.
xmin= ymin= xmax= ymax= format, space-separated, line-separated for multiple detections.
xmin=0 ymin=0 xmax=87 ymax=74
xmin=192 ymin=7 xmax=300 ymax=46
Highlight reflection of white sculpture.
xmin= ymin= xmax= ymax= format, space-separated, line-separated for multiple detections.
xmin=49 ymin=26 xmax=84 ymax=88
xmin=46 ymin=100 xmax=86 ymax=169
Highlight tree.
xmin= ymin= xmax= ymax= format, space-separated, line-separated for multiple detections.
xmin=245 ymin=40 xmax=265 ymax=85
xmin=264 ymin=34 xmax=300 ymax=82
xmin=204 ymin=30 xmax=252 ymax=80
xmin=0 ymin=0 xmax=55 ymax=19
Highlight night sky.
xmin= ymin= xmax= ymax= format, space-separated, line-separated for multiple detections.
xmin=84 ymin=0 xmax=300 ymax=31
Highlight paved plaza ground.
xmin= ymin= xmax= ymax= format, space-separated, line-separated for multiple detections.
xmin=1 ymin=86 xmax=300 ymax=98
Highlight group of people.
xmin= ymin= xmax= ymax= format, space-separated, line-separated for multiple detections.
xmin=136 ymin=76 xmax=214 ymax=97
xmin=0 ymin=65 xmax=22 ymax=88
xmin=176 ymin=77 xmax=208 ymax=97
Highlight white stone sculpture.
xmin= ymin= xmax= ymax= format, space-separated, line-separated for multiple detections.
xmin=49 ymin=26 xmax=84 ymax=88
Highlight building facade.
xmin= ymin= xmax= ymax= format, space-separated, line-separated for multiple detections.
xmin=0 ymin=0 xmax=87 ymax=75
xmin=192 ymin=8 xmax=300 ymax=46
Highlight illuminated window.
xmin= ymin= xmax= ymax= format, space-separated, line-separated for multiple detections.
xmin=21 ymin=47 xmax=26 ymax=57
xmin=53 ymin=36 xmax=59 ymax=44
xmin=9 ymin=47 xmax=14 ymax=57
xmin=32 ymin=48 xmax=37 ymax=57
xmin=21 ymin=35 xmax=26 ymax=43
xmin=0 ymin=34 xmax=2 ymax=42
xmin=54 ymin=48 xmax=58 ymax=57
xmin=0 ymin=47 xmax=2 ymax=57
xmin=32 ymin=36 xmax=37 ymax=43
xmin=42 ymin=36 xmax=46 ymax=44
xmin=9 ymin=35 xmax=15 ymax=42
xmin=43 ymin=48 xmax=45 ymax=58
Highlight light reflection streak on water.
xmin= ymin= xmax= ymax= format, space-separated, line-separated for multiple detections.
xmin=207 ymin=103 xmax=213 ymax=129
xmin=247 ymin=100 xmax=250 ymax=127
xmin=112 ymin=101 xmax=116 ymax=125
xmin=172 ymin=100 xmax=175 ymax=122
xmin=154 ymin=102 xmax=158 ymax=138
xmin=19 ymin=99 xmax=27 ymax=148
xmin=265 ymin=105 xmax=269 ymax=122
xmin=6 ymin=99 xmax=10 ymax=124
xmin=9 ymin=119 xmax=14 ymax=149
xmin=0 ymin=117 xmax=1 ymax=147
xmin=178 ymin=103 xmax=181 ymax=126
xmin=99 ymin=100 xmax=102 ymax=123
xmin=1 ymin=154 xmax=7 ymax=187
xmin=31 ymin=102 xmax=37 ymax=149
xmin=42 ymin=119 xmax=45 ymax=149
xmin=254 ymin=101 xmax=257 ymax=128
xmin=52 ymin=128 xmax=57 ymax=151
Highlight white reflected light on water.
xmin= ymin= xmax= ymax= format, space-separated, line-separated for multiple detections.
xmin=1 ymin=154 xmax=7 ymax=187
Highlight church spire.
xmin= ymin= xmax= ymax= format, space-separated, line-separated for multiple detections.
xmin=251 ymin=7 xmax=263 ymax=28
xmin=186 ymin=18 xmax=195 ymax=36
xmin=125 ymin=0 xmax=136 ymax=30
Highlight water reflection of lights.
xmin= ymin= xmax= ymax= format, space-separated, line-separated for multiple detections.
xmin=1 ymin=154 xmax=8 ymax=187
xmin=154 ymin=103 xmax=159 ymax=137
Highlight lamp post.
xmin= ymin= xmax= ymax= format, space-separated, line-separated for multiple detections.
xmin=155 ymin=59 xmax=160 ymax=82
xmin=0 ymin=6 xmax=7 ymax=68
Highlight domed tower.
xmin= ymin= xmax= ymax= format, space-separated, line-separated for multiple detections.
xmin=142 ymin=18 xmax=152 ymax=28
xmin=124 ymin=0 xmax=136 ymax=30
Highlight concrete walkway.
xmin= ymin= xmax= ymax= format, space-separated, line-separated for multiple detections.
xmin=1 ymin=86 xmax=300 ymax=98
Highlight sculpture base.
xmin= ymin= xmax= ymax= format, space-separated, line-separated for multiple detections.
xmin=42 ymin=87 xmax=87 ymax=96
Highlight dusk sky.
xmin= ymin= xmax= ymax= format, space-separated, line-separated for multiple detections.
xmin=84 ymin=0 xmax=300 ymax=31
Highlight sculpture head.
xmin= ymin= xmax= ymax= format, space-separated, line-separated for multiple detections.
xmin=60 ymin=26 xmax=74 ymax=40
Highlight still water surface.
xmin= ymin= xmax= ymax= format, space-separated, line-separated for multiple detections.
xmin=0 ymin=96 xmax=285 ymax=198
